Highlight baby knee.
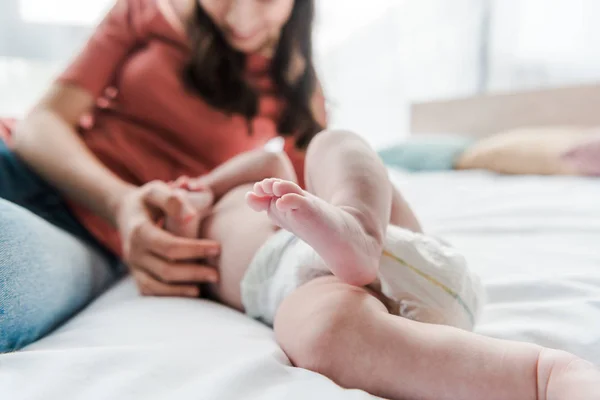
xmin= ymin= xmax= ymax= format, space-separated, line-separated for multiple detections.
xmin=308 ymin=129 xmax=365 ymax=152
xmin=275 ymin=304 xmax=344 ymax=375
xmin=274 ymin=279 xmax=384 ymax=376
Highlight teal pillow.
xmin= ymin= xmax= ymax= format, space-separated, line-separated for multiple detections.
xmin=378 ymin=134 xmax=474 ymax=172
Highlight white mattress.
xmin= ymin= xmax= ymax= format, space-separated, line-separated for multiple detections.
xmin=2 ymin=170 xmax=599 ymax=399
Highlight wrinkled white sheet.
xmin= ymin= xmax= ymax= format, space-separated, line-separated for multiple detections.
xmin=394 ymin=170 xmax=600 ymax=363
xmin=1 ymin=170 xmax=599 ymax=399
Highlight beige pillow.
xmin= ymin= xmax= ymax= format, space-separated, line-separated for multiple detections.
xmin=455 ymin=127 xmax=593 ymax=175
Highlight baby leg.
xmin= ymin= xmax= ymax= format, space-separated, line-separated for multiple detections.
xmin=167 ymin=151 xmax=298 ymax=239
xmin=247 ymin=130 xmax=410 ymax=286
xmin=275 ymin=276 xmax=600 ymax=400
xmin=304 ymin=129 xmax=421 ymax=233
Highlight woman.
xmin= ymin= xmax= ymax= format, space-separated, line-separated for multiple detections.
xmin=2 ymin=1 xmax=599 ymax=399
xmin=1 ymin=0 xmax=328 ymax=350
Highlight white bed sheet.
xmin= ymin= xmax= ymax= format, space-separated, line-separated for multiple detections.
xmin=1 ymin=170 xmax=599 ymax=399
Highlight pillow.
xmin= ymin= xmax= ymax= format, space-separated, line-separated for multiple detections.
xmin=378 ymin=134 xmax=474 ymax=172
xmin=562 ymin=132 xmax=600 ymax=176
xmin=455 ymin=127 xmax=594 ymax=176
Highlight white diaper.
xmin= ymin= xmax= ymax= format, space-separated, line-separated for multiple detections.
xmin=241 ymin=225 xmax=485 ymax=331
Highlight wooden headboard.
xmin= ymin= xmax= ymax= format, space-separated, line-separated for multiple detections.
xmin=410 ymin=83 xmax=600 ymax=137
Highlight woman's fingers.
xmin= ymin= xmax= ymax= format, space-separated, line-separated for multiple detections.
xmin=133 ymin=220 xmax=220 ymax=261
xmin=116 ymin=179 xmax=222 ymax=299
xmin=138 ymin=253 xmax=218 ymax=284
xmin=143 ymin=181 xmax=195 ymax=218
xmin=131 ymin=269 xmax=201 ymax=298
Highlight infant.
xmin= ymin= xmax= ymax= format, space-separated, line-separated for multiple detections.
xmin=158 ymin=130 xmax=599 ymax=400
xmin=165 ymin=148 xmax=482 ymax=329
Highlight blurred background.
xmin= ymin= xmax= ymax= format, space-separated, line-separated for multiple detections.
xmin=1 ymin=0 xmax=599 ymax=148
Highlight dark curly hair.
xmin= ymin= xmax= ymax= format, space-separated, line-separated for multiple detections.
xmin=183 ymin=1 xmax=323 ymax=148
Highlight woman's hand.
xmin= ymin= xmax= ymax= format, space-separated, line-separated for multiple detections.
xmin=172 ymin=175 xmax=211 ymax=192
xmin=116 ymin=180 xmax=220 ymax=298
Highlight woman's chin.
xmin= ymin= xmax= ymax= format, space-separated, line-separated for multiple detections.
xmin=227 ymin=36 xmax=272 ymax=55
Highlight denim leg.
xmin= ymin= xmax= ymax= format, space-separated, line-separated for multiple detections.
xmin=0 ymin=199 xmax=120 ymax=353
xmin=0 ymin=140 xmax=106 ymax=244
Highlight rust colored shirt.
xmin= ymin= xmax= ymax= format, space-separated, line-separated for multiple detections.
xmin=57 ymin=0 xmax=313 ymax=255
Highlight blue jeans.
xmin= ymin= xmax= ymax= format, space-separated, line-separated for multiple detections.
xmin=0 ymin=141 xmax=121 ymax=352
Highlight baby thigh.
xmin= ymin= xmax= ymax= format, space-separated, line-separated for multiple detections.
xmin=274 ymin=276 xmax=541 ymax=400
xmin=201 ymin=185 xmax=276 ymax=311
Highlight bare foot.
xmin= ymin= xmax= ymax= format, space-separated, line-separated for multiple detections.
xmin=538 ymin=349 xmax=600 ymax=400
xmin=164 ymin=189 xmax=214 ymax=238
xmin=246 ymin=178 xmax=382 ymax=286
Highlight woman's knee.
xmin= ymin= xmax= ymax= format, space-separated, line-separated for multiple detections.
xmin=0 ymin=199 xmax=116 ymax=352
xmin=274 ymin=277 xmax=386 ymax=376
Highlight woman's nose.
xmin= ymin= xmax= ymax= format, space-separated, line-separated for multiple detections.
xmin=224 ymin=0 xmax=257 ymax=33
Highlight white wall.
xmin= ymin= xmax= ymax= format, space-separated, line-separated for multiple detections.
xmin=316 ymin=0 xmax=484 ymax=147
xmin=19 ymin=0 xmax=111 ymax=25
xmin=488 ymin=0 xmax=600 ymax=92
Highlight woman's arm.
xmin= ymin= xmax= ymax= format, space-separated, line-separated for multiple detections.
xmin=13 ymin=0 xmax=220 ymax=297
xmin=14 ymin=0 xmax=144 ymax=224
xmin=15 ymin=84 xmax=218 ymax=297
xmin=14 ymin=85 xmax=133 ymax=225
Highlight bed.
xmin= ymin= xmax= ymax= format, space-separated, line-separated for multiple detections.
xmin=2 ymin=85 xmax=600 ymax=399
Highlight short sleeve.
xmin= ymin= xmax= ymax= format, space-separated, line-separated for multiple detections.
xmin=57 ymin=0 xmax=151 ymax=98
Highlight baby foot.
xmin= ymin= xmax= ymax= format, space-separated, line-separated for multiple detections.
xmin=246 ymin=178 xmax=382 ymax=286
xmin=164 ymin=188 xmax=214 ymax=239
